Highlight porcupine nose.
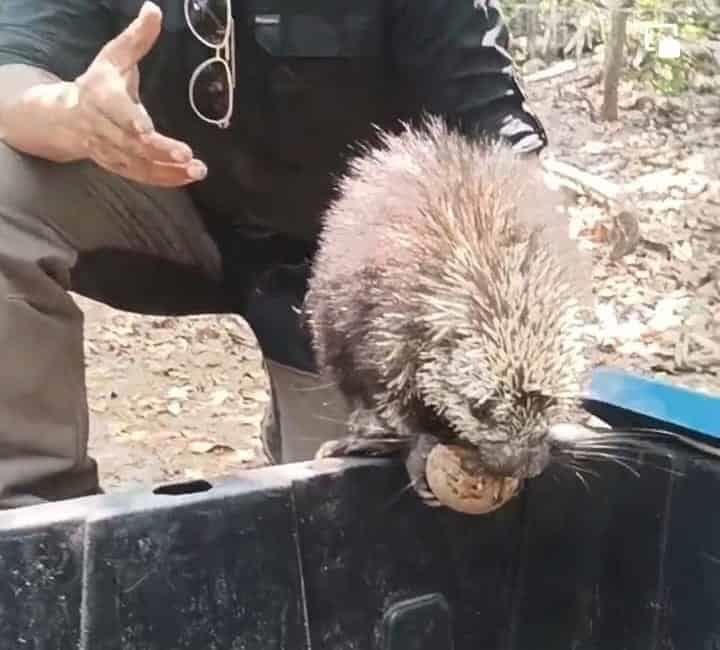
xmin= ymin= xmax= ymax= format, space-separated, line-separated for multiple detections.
xmin=484 ymin=441 xmax=550 ymax=479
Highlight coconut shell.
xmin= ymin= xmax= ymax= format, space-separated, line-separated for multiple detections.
xmin=426 ymin=443 xmax=520 ymax=515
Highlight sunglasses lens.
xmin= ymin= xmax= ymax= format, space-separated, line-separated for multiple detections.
xmin=191 ymin=59 xmax=231 ymax=123
xmin=187 ymin=0 xmax=229 ymax=46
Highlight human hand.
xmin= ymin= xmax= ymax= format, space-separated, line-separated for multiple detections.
xmin=66 ymin=1 xmax=207 ymax=187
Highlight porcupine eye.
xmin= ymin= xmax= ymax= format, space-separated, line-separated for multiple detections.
xmin=415 ymin=400 xmax=456 ymax=440
xmin=517 ymin=391 xmax=556 ymax=412
xmin=469 ymin=401 xmax=494 ymax=421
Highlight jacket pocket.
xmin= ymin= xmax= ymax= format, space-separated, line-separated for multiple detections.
xmin=251 ymin=10 xmax=383 ymax=59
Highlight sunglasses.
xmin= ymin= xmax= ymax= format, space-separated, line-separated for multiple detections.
xmin=185 ymin=0 xmax=236 ymax=129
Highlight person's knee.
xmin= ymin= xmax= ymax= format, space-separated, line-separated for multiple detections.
xmin=0 ymin=141 xmax=88 ymax=220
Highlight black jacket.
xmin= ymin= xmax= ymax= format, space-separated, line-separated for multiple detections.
xmin=0 ymin=0 xmax=547 ymax=242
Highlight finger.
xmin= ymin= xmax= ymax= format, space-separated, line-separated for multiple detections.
xmin=97 ymin=158 xmax=203 ymax=188
xmin=94 ymin=147 xmax=208 ymax=188
xmin=95 ymin=1 xmax=162 ymax=73
xmin=139 ymin=131 xmax=196 ymax=163
xmin=134 ymin=158 xmax=208 ymax=187
xmin=85 ymin=80 xmax=156 ymax=135
xmin=127 ymin=66 xmax=141 ymax=104
xmin=89 ymin=113 xmax=194 ymax=164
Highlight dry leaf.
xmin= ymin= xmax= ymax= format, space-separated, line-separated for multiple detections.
xmin=189 ymin=441 xmax=235 ymax=455
xmin=90 ymin=400 xmax=108 ymax=414
xmin=647 ymin=298 xmax=687 ymax=332
xmin=188 ymin=441 xmax=215 ymax=454
xmin=167 ymin=386 xmax=192 ymax=401
xmin=154 ymin=430 xmax=183 ymax=442
xmin=107 ymin=421 xmax=130 ymax=436
xmin=231 ymin=449 xmax=256 ymax=464
xmin=210 ymin=389 xmax=232 ymax=406
xmin=672 ymin=241 xmax=693 ymax=262
xmin=237 ymin=411 xmax=266 ymax=427
xmin=244 ymin=388 xmax=270 ymax=403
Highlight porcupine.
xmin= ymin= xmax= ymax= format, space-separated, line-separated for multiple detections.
xmin=303 ymin=116 xmax=595 ymax=504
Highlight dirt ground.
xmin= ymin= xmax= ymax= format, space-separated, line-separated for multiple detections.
xmin=81 ymin=298 xmax=271 ymax=492
xmin=84 ymin=68 xmax=720 ymax=494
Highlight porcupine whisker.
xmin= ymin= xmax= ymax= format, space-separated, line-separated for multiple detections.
xmin=552 ymin=426 xmax=669 ymax=459
xmin=555 ymin=458 xmax=595 ymax=483
xmin=377 ymin=480 xmax=417 ymax=511
xmin=554 ymin=424 xmax=704 ymax=477
xmin=570 ymin=435 xmax=671 ymax=454
xmin=567 ymin=429 xmax=683 ymax=476
xmin=590 ymin=450 xmax=684 ymax=478
xmin=568 ymin=442 xmax=679 ymax=470
xmin=565 ymin=448 xmax=643 ymax=465
xmin=565 ymin=424 xmax=720 ymax=460
xmin=570 ymin=439 xmax=668 ymax=453
xmin=573 ymin=470 xmax=591 ymax=494
xmin=562 ymin=461 xmax=600 ymax=480
xmin=573 ymin=449 xmax=654 ymax=468
xmin=558 ymin=444 xmax=684 ymax=478
xmin=567 ymin=451 xmax=641 ymax=478
xmin=582 ymin=449 xmax=680 ymax=478
xmin=377 ymin=477 xmax=439 ymax=514
xmin=556 ymin=461 xmax=593 ymax=493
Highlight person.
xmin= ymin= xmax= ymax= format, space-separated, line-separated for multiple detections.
xmin=0 ymin=0 xmax=549 ymax=509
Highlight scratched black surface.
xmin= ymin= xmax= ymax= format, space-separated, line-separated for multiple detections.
xmin=80 ymin=483 xmax=306 ymax=650
xmin=660 ymin=456 xmax=720 ymax=650
xmin=0 ymin=518 xmax=84 ymax=650
xmin=511 ymin=453 xmax=673 ymax=650
xmin=291 ymin=461 xmax=527 ymax=650
xmin=2 ymin=452 xmax=720 ymax=649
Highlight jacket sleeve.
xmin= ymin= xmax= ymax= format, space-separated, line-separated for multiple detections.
xmin=0 ymin=0 xmax=112 ymax=81
xmin=390 ymin=0 xmax=548 ymax=154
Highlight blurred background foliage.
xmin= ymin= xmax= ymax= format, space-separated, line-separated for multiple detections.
xmin=503 ymin=0 xmax=719 ymax=96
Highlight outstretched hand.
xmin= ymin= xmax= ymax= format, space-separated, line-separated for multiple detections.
xmin=68 ymin=1 xmax=207 ymax=186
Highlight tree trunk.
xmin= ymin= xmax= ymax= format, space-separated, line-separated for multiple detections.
xmin=601 ymin=1 xmax=632 ymax=121
xmin=527 ymin=3 xmax=539 ymax=60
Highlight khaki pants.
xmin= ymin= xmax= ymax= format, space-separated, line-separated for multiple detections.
xmin=0 ymin=142 xmax=349 ymax=509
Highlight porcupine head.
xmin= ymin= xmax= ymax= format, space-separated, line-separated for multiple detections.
xmin=308 ymin=117 xmax=594 ymax=483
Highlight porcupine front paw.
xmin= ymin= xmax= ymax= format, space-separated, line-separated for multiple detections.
xmin=314 ymin=432 xmax=411 ymax=459
xmin=405 ymin=433 xmax=444 ymax=507
xmin=314 ymin=409 xmax=412 ymax=460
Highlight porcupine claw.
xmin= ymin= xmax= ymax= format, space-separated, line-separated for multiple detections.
xmin=314 ymin=431 xmax=442 ymax=507
xmin=314 ymin=434 xmax=410 ymax=459
xmin=315 ymin=432 xmax=443 ymax=507
xmin=315 ymin=409 xmax=412 ymax=460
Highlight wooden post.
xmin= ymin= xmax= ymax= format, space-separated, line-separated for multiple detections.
xmin=527 ymin=1 xmax=539 ymax=60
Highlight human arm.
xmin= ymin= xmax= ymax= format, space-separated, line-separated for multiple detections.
xmin=0 ymin=65 xmax=85 ymax=162
xmin=389 ymin=0 xmax=547 ymax=156
xmin=0 ymin=1 xmax=205 ymax=186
